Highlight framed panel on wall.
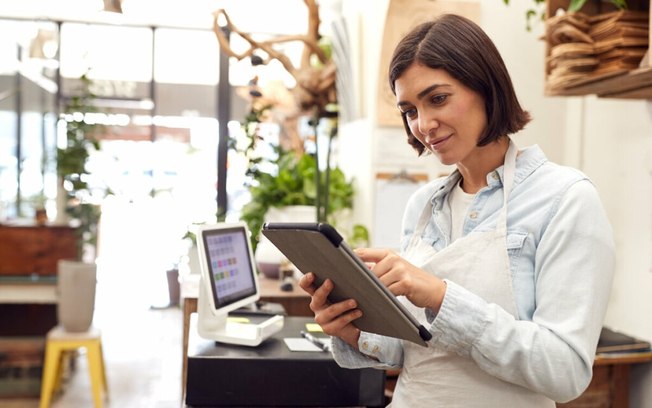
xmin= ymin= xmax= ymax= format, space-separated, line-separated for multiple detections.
xmin=376 ymin=0 xmax=481 ymax=126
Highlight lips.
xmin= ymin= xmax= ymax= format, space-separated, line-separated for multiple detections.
xmin=429 ymin=134 xmax=452 ymax=151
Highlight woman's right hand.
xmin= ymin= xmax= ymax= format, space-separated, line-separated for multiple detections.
xmin=298 ymin=272 xmax=363 ymax=349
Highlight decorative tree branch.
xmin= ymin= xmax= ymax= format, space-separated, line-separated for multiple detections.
xmin=215 ymin=0 xmax=343 ymax=226
xmin=212 ymin=0 xmax=336 ymax=116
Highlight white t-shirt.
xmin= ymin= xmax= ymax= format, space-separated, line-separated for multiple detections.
xmin=448 ymin=180 xmax=476 ymax=242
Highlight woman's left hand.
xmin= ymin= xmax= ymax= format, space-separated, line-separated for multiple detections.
xmin=355 ymin=248 xmax=446 ymax=313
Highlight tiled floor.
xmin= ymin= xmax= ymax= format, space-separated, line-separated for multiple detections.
xmin=1 ymin=198 xmax=200 ymax=408
xmin=1 ymin=274 xmax=185 ymax=408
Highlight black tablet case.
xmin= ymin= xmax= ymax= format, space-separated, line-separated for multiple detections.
xmin=262 ymin=222 xmax=431 ymax=346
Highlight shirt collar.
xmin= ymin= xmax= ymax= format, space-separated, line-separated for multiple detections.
xmin=429 ymin=144 xmax=548 ymax=205
xmin=492 ymin=144 xmax=548 ymax=187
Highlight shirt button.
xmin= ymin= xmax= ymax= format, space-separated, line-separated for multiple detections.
xmin=362 ymin=341 xmax=369 ymax=350
xmin=372 ymin=345 xmax=380 ymax=353
xmin=492 ymin=172 xmax=499 ymax=180
xmin=469 ymin=211 xmax=478 ymax=219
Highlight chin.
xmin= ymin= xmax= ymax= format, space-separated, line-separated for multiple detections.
xmin=434 ymin=153 xmax=457 ymax=167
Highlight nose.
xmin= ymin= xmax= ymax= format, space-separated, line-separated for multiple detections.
xmin=418 ymin=115 xmax=439 ymax=141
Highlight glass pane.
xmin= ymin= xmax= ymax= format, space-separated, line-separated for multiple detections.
xmin=20 ymin=112 xmax=45 ymax=215
xmin=0 ymin=20 xmax=21 ymax=75
xmin=42 ymin=112 xmax=58 ymax=208
xmin=154 ymin=28 xmax=218 ymax=85
xmin=60 ymin=23 xmax=153 ymax=82
xmin=155 ymin=82 xmax=216 ymax=118
xmin=0 ymin=111 xmax=17 ymax=220
xmin=0 ymin=19 xmax=59 ymax=220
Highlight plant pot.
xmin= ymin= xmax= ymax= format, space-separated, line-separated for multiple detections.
xmin=57 ymin=259 xmax=97 ymax=332
xmin=256 ymin=205 xmax=316 ymax=279
xmin=188 ymin=244 xmax=200 ymax=274
xmin=54 ymin=177 xmax=69 ymax=225
xmin=166 ymin=268 xmax=180 ymax=306
xmin=35 ymin=208 xmax=48 ymax=225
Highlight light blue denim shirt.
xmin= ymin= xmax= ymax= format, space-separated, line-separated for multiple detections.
xmin=332 ymin=145 xmax=615 ymax=402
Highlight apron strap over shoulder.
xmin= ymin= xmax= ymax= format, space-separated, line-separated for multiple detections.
xmin=496 ymin=139 xmax=517 ymax=232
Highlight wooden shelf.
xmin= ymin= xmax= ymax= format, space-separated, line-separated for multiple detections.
xmin=595 ymin=351 xmax=652 ymax=365
xmin=546 ymin=65 xmax=652 ymax=97
xmin=545 ymin=0 xmax=651 ymax=99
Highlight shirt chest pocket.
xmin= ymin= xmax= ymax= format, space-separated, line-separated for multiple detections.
xmin=400 ymin=220 xmax=443 ymax=252
xmin=506 ymin=231 xmax=527 ymax=256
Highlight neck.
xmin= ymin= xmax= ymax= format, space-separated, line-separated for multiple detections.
xmin=457 ymin=138 xmax=510 ymax=194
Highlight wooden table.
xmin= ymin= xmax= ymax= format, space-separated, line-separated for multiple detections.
xmin=0 ymin=223 xmax=76 ymax=336
xmin=180 ymin=274 xmax=311 ymax=399
xmin=557 ymin=352 xmax=652 ymax=408
xmin=0 ymin=223 xmax=77 ymax=278
xmin=0 ymin=276 xmax=58 ymax=336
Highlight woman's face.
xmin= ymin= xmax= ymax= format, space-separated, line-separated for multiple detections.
xmin=394 ymin=63 xmax=487 ymax=167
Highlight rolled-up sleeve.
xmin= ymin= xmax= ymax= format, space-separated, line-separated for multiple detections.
xmin=426 ymin=180 xmax=614 ymax=402
xmin=332 ymin=332 xmax=404 ymax=370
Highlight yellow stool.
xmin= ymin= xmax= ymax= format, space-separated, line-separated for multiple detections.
xmin=39 ymin=326 xmax=108 ymax=408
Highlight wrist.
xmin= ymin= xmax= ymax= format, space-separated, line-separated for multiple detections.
xmin=429 ymin=279 xmax=447 ymax=313
xmin=347 ymin=327 xmax=361 ymax=349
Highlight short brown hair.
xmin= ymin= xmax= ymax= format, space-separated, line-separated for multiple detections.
xmin=388 ymin=14 xmax=531 ymax=155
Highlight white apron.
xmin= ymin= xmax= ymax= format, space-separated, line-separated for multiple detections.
xmin=389 ymin=142 xmax=554 ymax=408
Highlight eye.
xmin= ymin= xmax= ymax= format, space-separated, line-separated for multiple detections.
xmin=431 ymin=94 xmax=448 ymax=105
xmin=401 ymin=108 xmax=417 ymax=120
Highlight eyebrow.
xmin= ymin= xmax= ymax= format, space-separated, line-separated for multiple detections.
xmin=396 ymin=83 xmax=449 ymax=108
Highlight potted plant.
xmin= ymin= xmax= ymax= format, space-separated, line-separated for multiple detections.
xmin=232 ymin=84 xmax=368 ymax=277
xmin=234 ymin=80 xmax=368 ymax=251
xmin=241 ymin=147 xmax=355 ymax=243
xmin=24 ymin=192 xmax=48 ymax=225
xmin=55 ymin=73 xmax=106 ymax=332
xmin=56 ymin=74 xmax=105 ymax=260
xmin=241 ymin=145 xmax=367 ymax=278
xmin=215 ymin=0 xmax=368 ymax=277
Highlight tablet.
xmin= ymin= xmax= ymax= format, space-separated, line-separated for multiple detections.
xmin=261 ymin=222 xmax=431 ymax=346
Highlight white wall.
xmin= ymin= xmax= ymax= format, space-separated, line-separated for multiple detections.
xmin=337 ymin=0 xmax=652 ymax=406
xmin=579 ymin=97 xmax=652 ymax=407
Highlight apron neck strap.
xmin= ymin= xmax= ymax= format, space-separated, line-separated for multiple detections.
xmin=496 ymin=140 xmax=517 ymax=230
xmin=414 ymin=138 xmax=517 ymax=237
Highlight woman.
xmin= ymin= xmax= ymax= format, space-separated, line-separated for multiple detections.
xmin=299 ymin=14 xmax=614 ymax=407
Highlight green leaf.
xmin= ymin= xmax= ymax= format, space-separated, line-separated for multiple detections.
xmin=239 ymin=145 xmax=356 ymax=251
xmin=568 ymin=0 xmax=588 ymax=12
xmin=525 ymin=9 xmax=538 ymax=31
xmin=610 ymin=0 xmax=627 ymax=9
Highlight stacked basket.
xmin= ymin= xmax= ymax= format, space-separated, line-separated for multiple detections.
xmin=545 ymin=10 xmax=649 ymax=92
